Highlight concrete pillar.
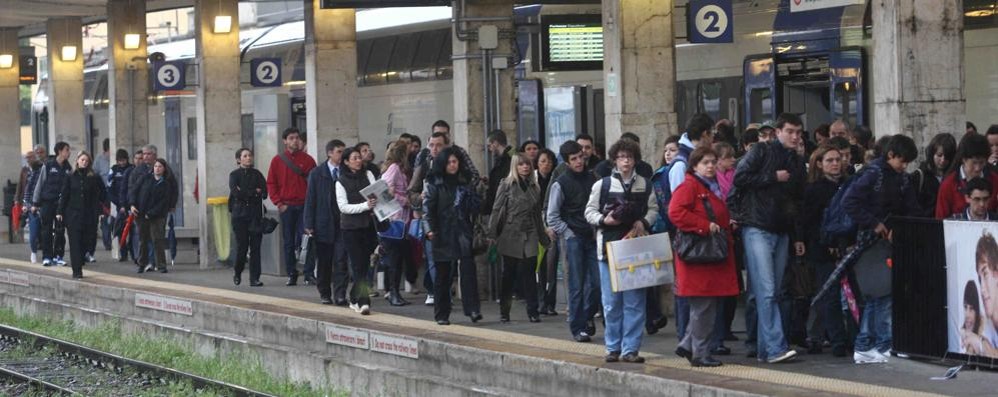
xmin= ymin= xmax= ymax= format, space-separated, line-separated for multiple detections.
xmin=45 ymin=17 xmax=86 ymax=150
xmin=194 ymin=0 xmax=241 ymax=268
xmin=872 ymin=0 xmax=964 ymax=147
xmin=303 ymin=1 xmax=357 ymax=157
xmin=602 ymin=0 xmax=678 ymax=160
xmin=451 ymin=0 xmax=516 ymax=171
xmin=0 ymin=29 xmax=20 ymax=243
xmin=107 ymin=0 xmax=150 ymax=155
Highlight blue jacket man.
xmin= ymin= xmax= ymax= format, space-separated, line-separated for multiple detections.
xmin=303 ymin=140 xmax=349 ymax=305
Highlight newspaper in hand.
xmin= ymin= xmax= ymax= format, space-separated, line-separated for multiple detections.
xmin=360 ymin=179 xmax=402 ymax=222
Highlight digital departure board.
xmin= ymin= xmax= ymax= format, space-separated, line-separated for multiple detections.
xmin=541 ymin=15 xmax=603 ymax=71
xmin=321 ymin=0 xmax=448 ymax=8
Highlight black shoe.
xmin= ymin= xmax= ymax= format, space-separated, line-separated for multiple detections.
xmin=746 ymin=349 xmax=758 ymax=358
xmin=469 ymin=312 xmax=483 ymax=323
xmin=653 ymin=316 xmax=668 ymax=331
xmin=692 ymin=356 xmax=723 ymax=367
xmin=605 ymin=352 xmax=621 ymax=363
xmin=303 ymin=276 xmax=317 ymax=286
xmin=233 ymin=275 xmax=241 ymax=286
xmin=286 ymin=275 xmax=298 ymax=286
xmin=72 ymin=274 xmax=83 ymax=280
xmin=118 ymin=256 xmax=129 ymax=262
xmin=250 ymin=281 xmax=264 ymax=287
xmin=586 ymin=319 xmax=597 ymax=336
xmin=573 ymin=333 xmax=592 ymax=343
xmin=832 ymin=346 xmax=848 ymax=357
xmin=710 ymin=345 xmax=731 ymax=356
xmin=621 ymin=353 xmax=645 ymax=363
xmin=387 ymin=292 xmax=408 ymax=307
xmin=157 ymin=267 xmax=168 ymax=273
xmin=807 ymin=343 xmax=824 ymax=355
xmin=436 ymin=319 xmax=450 ymax=326
xmin=334 ymin=298 xmax=349 ymax=306
xmin=646 ymin=323 xmax=660 ymax=335
xmin=320 ymin=297 xmax=334 ymax=305
xmin=675 ymin=347 xmax=693 ymax=364
xmin=724 ymin=332 xmax=739 ymax=342
xmin=500 ymin=315 xmax=510 ymax=323
xmin=528 ymin=315 xmax=541 ymax=323
xmin=136 ymin=265 xmax=145 ymax=274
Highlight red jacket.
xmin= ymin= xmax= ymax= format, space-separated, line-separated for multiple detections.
xmin=668 ymin=174 xmax=739 ymax=297
xmin=267 ymin=150 xmax=316 ymax=207
xmin=934 ymin=170 xmax=998 ymax=219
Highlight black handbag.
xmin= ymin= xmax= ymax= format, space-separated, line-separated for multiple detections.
xmin=673 ymin=195 xmax=729 ymax=264
xmin=249 ymin=206 xmax=279 ymax=235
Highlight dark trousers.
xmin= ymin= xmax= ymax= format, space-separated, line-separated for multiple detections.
xmin=39 ymin=202 xmax=65 ymax=260
xmin=537 ymin=244 xmax=558 ymax=310
xmin=501 ymin=255 xmax=539 ymax=318
xmin=100 ymin=215 xmax=113 ymax=251
xmin=139 ymin=216 xmax=167 ymax=269
xmin=232 ymin=217 xmax=263 ymax=282
xmin=343 ymin=228 xmax=375 ymax=306
xmin=645 ymin=286 xmax=664 ymax=328
xmin=315 ymin=236 xmax=349 ymax=301
xmin=381 ymin=237 xmax=407 ymax=293
xmin=433 ymin=257 xmax=481 ymax=321
xmin=404 ymin=238 xmax=420 ymax=284
xmin=677 ymin=297 xmax=719 ymax=360
xmin=67 ymin=226 xmax=92 ymax=277
xmin=85 ymin=218 xmax=98 ymax=255
xmin=814 ymin=259 xmax=847 ymax=349
xmin=280 ymin=205 xmax=305 ymax=277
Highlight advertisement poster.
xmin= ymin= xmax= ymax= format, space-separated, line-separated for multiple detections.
xmin=944 ymin=220 xmax=998 ymax=358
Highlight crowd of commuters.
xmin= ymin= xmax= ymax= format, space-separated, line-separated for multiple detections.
xmin=16 ymin=115 xmax=998 ymax=369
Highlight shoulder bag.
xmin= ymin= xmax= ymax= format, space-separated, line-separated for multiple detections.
xmin=279 ymin=152 xmax=308 ymax=178
xmin=673 ymin=195 xmax=729 ymax=264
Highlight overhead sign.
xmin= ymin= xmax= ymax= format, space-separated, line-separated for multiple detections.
xmin=250 ymin=58 xmax=281 ymax=87
xmin=790 ymin=0 xmax=864 ymax=12
xmin=19 ymin=49 xmax=36 ymax=85
xmin=153 ymin=61 xmax=186 ymax=91
xmin=321 ymin=0 xmax=448 ymax=8
xmin=687 ymin=0 xmax=733 ymax=44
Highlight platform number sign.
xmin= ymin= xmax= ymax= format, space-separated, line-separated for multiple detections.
xmin=251 ymin=58 xmax=282 ymax=87
xmin=687 ymin=0 xmax=733 ymax=44
xmin=153 ymin=61 xmax=186 ymax=91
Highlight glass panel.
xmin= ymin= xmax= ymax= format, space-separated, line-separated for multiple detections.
xmin=436 ymin=30 xmax=453 ymax=80
xmin=355 ymin=39 xmax=373 ymax=86
xmin=411 ymin=30 xmax=444 ymax=81
xmin=387 ymin=33 xmax=417 ymax=83
xmin=833 ymin=82 xmax=858 ymax=128
xmin=749 ymin=88 xmax=773 ymax=123
xmin=700 ymin=82 xmax=722 ymax=122
xmin=364 ymin=36 xmax=396 ymax=86
xmin=544 ymin=86 xmax=577 ymax=150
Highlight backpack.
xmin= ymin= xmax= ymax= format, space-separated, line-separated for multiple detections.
xmin=651 ymin=165 xmax=675 ymax=233
xmin=820 ymin=164 xmax=883 ymax=245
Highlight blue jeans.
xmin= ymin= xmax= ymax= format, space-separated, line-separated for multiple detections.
xmin=566 ymin=236 xmax=600 ymax=336
xmin=744 ymin=285 xmax=758 ymax=350
xmin=742 ymin=226 xmax=790 ymax=361
xmin=280 ymin=205 xmax=305 ymax=276
xmin=599 ymin=259 xmax=647 ymax=355
xmin=855 ymin=295 xmax=892 ymax=353
xmin=27 ymin=211 xmax=40 ymax=253
xmin=423 ymin=239 xmax=437 ymax=295
xmin=674 ymin=296 xmax=690 ymax=340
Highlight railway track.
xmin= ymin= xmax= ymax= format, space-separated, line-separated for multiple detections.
xmin=0 ymin=324 xmax=277 ymax=396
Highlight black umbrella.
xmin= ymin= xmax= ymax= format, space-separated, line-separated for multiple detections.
xmin=810 ymin=232 xmax=878 ymax=308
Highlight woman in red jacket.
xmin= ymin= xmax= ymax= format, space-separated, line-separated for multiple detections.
xmin=668 ymin=147 xmax=739 ymax=367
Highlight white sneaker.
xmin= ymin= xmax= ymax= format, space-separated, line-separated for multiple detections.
xmin=425 ymin=295 xmax=435 ymax=306
xmin=766 ymin=349 xmax=798 ymax=363
xmin=86 ymin=253 xmax=96 ymax=263
xmin=30 ymin=253 xmax=37 ymax=264
xmin=350 ymin=303 xmax=362 ymax=313
xmin=854 ymin=349 xmax=888 ymax=364
xmin=42 ymin=258 xmax=51 ymax=266
xmin=360 ymin=305 xmax=370 ymax=315
xmin=56 ymin=257 xmax=67 ymax=266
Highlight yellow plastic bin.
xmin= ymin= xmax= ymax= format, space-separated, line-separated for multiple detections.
xmin=206 ymin=197 xmax=231 ymax=262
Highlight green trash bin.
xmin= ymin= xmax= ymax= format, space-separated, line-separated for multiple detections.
xmin=206 ymin=197 xmax=231 ymax=262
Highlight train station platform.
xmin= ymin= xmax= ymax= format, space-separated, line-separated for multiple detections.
xmin=0 ymin=245 xmax=992 ymax=397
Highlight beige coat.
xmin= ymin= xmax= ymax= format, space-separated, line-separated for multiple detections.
xmin=489 ymin=178 xmax=549 ymax=259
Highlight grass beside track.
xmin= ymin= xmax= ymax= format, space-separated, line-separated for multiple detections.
xmin=0 ymin=308 xmax=344 ymax=397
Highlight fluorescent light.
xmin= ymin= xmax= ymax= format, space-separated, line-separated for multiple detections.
xmin=124 ymin=34 xmax=141 ymax=50
xmin=61 ymin=46 xmax=77 ymax=61
xmin=0 ymin=54 xmax=12 ymax=69
xmin=213 ymin=15 xmax=232 ymax=34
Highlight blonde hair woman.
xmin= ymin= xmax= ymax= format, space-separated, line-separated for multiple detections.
xmin=56 ymin=151 xmax=106 ymax=279
xmin=489 ymin=153 xmax=550 ymax=323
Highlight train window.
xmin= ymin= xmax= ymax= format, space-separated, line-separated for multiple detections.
xmin=700 ymin=82 xmax=722 ymax=122
xmin=436 ymin=31 xmax=453 ymax=80
xmin=356 ymin=39 xmax=373 ymax=86
xmin=387 ymin=33 xmax=418 ymax=83
xmin=411 ymin=29 xmax=446 ymax=81
xmin=833 ymin=82 xmax=858 ymax=128
xmin=749 ymin=88 xmax=773 ymax=123
xmin=364 ymin=37 xmax=397 ymax=86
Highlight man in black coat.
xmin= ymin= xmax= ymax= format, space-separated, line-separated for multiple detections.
xmin=32 ymin=142 xmax=72 ymax=267
xmin=304 ymin=140 xmax=350 ymax=306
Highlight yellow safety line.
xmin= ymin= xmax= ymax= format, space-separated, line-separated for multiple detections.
xmin=0 ymin=257 xmax=946 ymax=397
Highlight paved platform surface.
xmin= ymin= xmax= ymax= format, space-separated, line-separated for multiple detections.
xmin=0 ymin=243 xmax=994 ymax=396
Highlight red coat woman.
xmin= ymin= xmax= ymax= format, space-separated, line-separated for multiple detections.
xmin=668 ymin=173 xmax=739 ymax=298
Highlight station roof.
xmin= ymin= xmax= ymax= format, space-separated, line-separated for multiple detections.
xmin=0 ymin=0 xmax=194 ymax=37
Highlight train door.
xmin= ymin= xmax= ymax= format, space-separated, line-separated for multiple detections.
xmin=829 ymin=49 xmax=864 ymax=128
xmin=164 ymin=98 xmax=184 ymax=226
xmin=775 ymin=54 xmax=834 ymax=129
xmin=517 ymin=79 xmax=543 ymax=145
xmin=542 ymin=85 xmax=604 ymax=152
xmin=743 ymin=56 xmax=776 ymax=126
